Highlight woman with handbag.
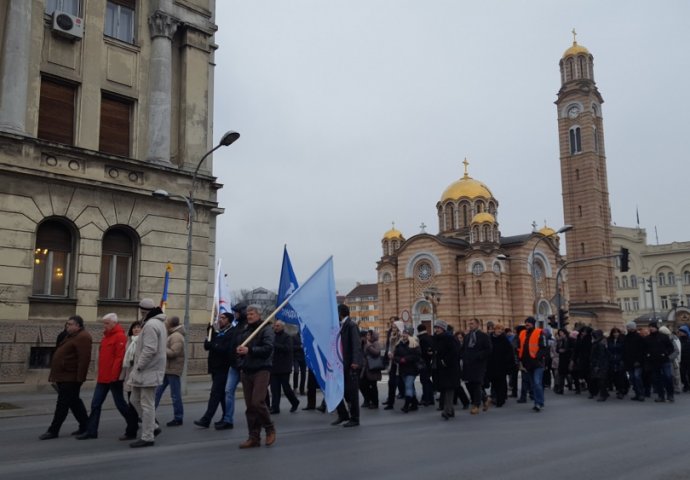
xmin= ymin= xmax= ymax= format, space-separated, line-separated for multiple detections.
xmin=361 ymin=330 xmax=383 ymax=408
xmin=394 ymin=327 xmax=422 ymax=413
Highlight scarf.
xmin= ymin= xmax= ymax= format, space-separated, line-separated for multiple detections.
xmin=123 ymin=335 xmax=140 ymax=367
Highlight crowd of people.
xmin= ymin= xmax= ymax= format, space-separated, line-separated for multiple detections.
xmin=39 ymin=301 xmax=690 ymax=448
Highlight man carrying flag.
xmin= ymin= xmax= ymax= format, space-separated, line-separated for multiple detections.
xmin=331 ymin=304 xmax=363 ymax=427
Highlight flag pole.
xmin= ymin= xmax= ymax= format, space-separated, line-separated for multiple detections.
xmin=240 ymin=295 xmax=292 ymax=347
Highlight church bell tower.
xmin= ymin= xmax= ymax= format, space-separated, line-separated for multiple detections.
xmin=556 ymin=31 xmax=622 ymax=329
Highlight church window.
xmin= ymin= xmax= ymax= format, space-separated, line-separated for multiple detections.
xmin=461 ymin=282 xmax=466 ymax=296
xmin=482 ymin=225 xmax=490 ymax=242
xmin=476 ymin=281 xmax=482 ymax=295
xmin=493 ymin=262 xmax=501 ymax=274
xmin=584 ymin=280 xmax=588 ymax=293
xmin=472 ymin=262 xmax=485 ymax=276
xmin=462 ymin=204 xmax=469 ymax=227
xmin=593 ymin=127 xmax=600 ymax=153
xmin=580 ymin=243 xmax=585 ymax=254
xmin=495 ymin=280 xmax=499 ymax=295
xmin=575 ymin=169 xmax=580 ymax=180
xmin=569 ymin=127 xmax=582 ymax=154
xmin=631 ymin=275 xmax=638 ymax=288
xmin=416 ymin=262 xmax=432 ymax=282
xmin=385 ymin=289 xmax=390 ymax=302
xmin=615 ymin=277 xmax=620 ymax=289
xmin=658 ymin=273 xmax=665 ymax=286
xmin=668 ymin=272 xmax=675 ymax=285
xmin=472 ymin=226 xmax=479 ymax=243
xmin=567 ymin=58 xmax=574 ymax=81
xmin=578 ymin=205 xmax=582 ymax=217
xmin=382 ymin=272 xmax=392 ymax=284
xmin=579 ymin=57 xmax=586 ymax=78
xmin=622 ymin=276 xmax=628 ymax=289
xmin=445 ymin=204 xmax=453 ymax=231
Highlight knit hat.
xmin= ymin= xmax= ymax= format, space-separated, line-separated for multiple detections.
xmin=679 ymin=325 xmax=690 ymax=336
xmin=659 ymin=326 xmax=671 ymax=336
xmin=434 ymin=320 xmax=448 ymax=331
xmin=625 ymin=321 xmax=637 ymax=330
xmin=139 ymin=298 xmax=155 ymax=310
xmin=525 ymin=317 xmax=537 ymax=326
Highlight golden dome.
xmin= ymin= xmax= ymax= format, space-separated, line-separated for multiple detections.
xmin=562 ymin=41 xmax=590 ymax=58
xmin=538 ymin=225 xmax=557 ymax=237
xmin=383 ymin=222 xmax=403 ymax=240
xmin=440 ymin=158 xmax=493 ymax=202
xmin=472 ymin=212 xmax=496 ymax=224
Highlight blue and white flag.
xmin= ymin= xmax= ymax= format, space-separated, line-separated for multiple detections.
xmin=213 ymin=259 xmax=232 ymax=329
xmin=283 ymin=257 xmax=343 ymax=412
xmin=276 ymin=246 xmax=300 ymax=325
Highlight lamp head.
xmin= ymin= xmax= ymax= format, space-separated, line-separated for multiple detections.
xmin=219 ymin=131 xmax=240 ymax=147
xmin=557 ymin=224 xmax=574 ymax=234
xmin=152 ymin=189 xmax=170 ymax=199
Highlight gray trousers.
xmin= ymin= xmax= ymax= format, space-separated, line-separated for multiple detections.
xmin=131 ymin=386 xmax=157 ymax=442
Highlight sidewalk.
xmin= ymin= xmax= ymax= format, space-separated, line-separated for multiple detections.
xmin=0 ymin=376 xmax=219 ymax=419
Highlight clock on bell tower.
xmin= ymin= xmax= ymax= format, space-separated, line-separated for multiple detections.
xmin=555 ymin=31 xmax=622 ymax=329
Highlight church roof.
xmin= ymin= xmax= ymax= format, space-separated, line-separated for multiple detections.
xmin=562 ymin=30 xmax=590 ymax=58
xmin=472 ymin=212 xmax=496 ymax=224
xmin=440 ymin=158 xmax=493 ymax=203
xmin=499 ymin=233 xmax=532 ymax=246
xmin=346 ymin=283 xmax=378 ymax=298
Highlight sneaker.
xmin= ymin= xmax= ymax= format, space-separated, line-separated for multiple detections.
xmin=193 ymin=420 xmax=210 ymax=428
xmin=130 ymin=439 xmax=154 ymax=448
xmin=290 ymin=401 xmax=300 ymax=413
xmin=39 ymin=432 xmax=58 ymax=440
xmin=532 ymin=405 xmax=542 ymax=412
xmin=166 ymin=419 xmax=183 ymax=427
xmin=214 ymin=421 xmax=234 ymax=430
xmin=75 ymin=432 xmax=98 ymax=440
xmin=342 ymin=420 xmax=359 ymax=427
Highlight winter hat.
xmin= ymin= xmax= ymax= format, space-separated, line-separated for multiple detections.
xmin=659 ymin=326 xmax=671 ymax=336
xmin=592 ymin=329 xmax=604 ymax=341
xmin=434 ymin=320 xmax=449 ymax=331
xmin=648 ymin=321 xmax=659 ymax=330
xmin=679 ymin=325 xmax=690 ymax=336
xmin=524 ymin=317 xmax=537 ymax=326
xmin=139 ymin=298 xmax=155 ymax=310
xmin=231 ymin=302 xmax=247 ymax=313
xmin=625 ymin=321 xmax=637 ymax=330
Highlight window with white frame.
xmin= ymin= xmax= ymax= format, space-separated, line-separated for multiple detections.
xmin=33 ymin=220 xmax=74 ymax=296
xmin=105 ymin=0 xmax=135 ymax=44
xmin=99 ymin=228 xmax=136 ymax=299
xmin=660 ymin=296 xmax=668 ymax=310
xmin=632 ymin=297 xmax=639 ymax=311
xmin=46 ymin=0 xmax=80 ymax=15
xmin=569 ymin=126 xmax=582 ymax=154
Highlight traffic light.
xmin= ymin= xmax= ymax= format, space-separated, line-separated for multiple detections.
xmin=547 ymin=314 xmax=558 ymax=329
xmin=558 ymin=308 xmax=569 ymax=328
xmin=620 ymin=247 xmax=630 ymax=272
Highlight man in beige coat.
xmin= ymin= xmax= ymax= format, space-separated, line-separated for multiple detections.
xmin=154 ymin=316 xmax=185 ymax=426
xmin=127 ymin=298 xmax=167 ymax=448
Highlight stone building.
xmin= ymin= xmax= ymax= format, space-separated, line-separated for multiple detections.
xmin=377 ymin=36 xmax=627 ymax=332
xmin=612 ymin=226 xmax=690 ymax=326
xmin=0 ymin=0 xmax=224 ymax=385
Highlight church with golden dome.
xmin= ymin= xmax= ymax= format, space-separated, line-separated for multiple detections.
xmin=376 ymin=34 xmax=623 ymax=332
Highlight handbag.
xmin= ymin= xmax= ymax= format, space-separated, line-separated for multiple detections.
xmin=367 ymin=354 xmax=385 ymax=372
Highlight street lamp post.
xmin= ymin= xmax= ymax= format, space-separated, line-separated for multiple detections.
xmin=423 ymin=287 xmax=441 ymax=327
xmin=152 ymin=130 xmax=240 ymax=391
xmin=531 ymin=225 xmax=572 ymax=319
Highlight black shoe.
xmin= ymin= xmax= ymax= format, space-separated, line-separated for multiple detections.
xmin=532 ymin=405 xmax=542 ymax=412
xmin=119 ymin=434 xmax=136 ymax=441
xmin=166 ymin=419 xmax=183 ymax=427
xmin=130 ymin=439 xmax=155 ymax=448
xmin=194 ymin=420 xmax=210 ymax=428
xmin=383 ymin=404 xmax=394 ymax=410
xmin=517 ymin=399 xmax=526 ymax=404
xmin=269 ymin=409 xmax=280 ymax=415
xmin=316 ymin=405 xmax=326 ymax=413
xmin=302 ymin=406 xmax=316 ymax=411
xmin=342 ymin=420 xmax=359 ymax=428
xmin=290 ymin=401 xmax=300 ymax=413
xmin=331 ymin=417 xmax=348 ymax=426
xmin=154 ymin=427 xmax=162 ymax=437
xmin=214 ymin=421 xmax=233 ymax=430
xmin=441 ymin=412 xmax=450 ymax=420
xmin=70 ymin=429 xmax=85 ymax=436
xmin=39 ymin=432 xmax=58 ymax=440
xmin=75 ymin=432 xmax=97 ymax=440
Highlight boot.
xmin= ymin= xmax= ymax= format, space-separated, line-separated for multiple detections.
xmin=409 ymin=397 xmax=419 ymax=411
xmin=401 ymin=397 xmax=411 ymax=413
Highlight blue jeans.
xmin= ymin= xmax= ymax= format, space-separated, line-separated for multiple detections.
xmin=86 ymin=381 xmax=129 ymax=435
xmin=403 ymin=375 xmax=417 ymax=398
xmin=528 ymin=367 xmax=545 ymax=407
xmin=223 ymin=367 xmax=241 ymax=424
xmin=627 ymin=366 xmax=644 ymax=398
xmin=154 ymin=374 xmax=183 ymax=421
xmin=652 ymin=362 xmax=674 ymax=399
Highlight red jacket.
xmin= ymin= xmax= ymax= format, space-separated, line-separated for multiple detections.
xmin=98 ymin=323 xmax=127 ymax=383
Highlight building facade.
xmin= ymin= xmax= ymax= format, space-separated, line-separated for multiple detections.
xmin=0 ymin=0 xmax=222 ymax=384
xmin=344 ymin=283 xmax=380 ymax=331
xmin=612 ymin=226 xmax=690 ymax=326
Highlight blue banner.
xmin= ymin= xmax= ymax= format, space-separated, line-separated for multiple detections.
xmin=276 ymin=246 xmax=300 ymax=325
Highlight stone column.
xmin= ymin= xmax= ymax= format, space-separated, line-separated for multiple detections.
xmin=0 ymin=0 xmax=32 ymax=134
xmin=146 ymin=11 xmax=178 ymax=164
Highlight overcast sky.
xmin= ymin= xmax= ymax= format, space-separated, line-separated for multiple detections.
xmin=210 ymin=0 xmax=690 ymax=295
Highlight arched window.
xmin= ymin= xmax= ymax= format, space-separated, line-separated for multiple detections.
xmin=33 ymin=219 xmax=75 ymax=296
xmin=444 ymin=204 xmax=453 ymax=231
xmin=621 ymin=276 xmax=628 ymax=288
xmin=580 ymin=242 xmax=585 ymax=254
xmin=584 ymin=280 xmax=588 ymax=293
xmin=482 ymin=225 xmax=490 ymax=242
xmin=472 ymin=226 xmax=479 ymax=243
xmin=578 ymin=205 xmax=582 ymax=217
xmin=631 ymin=275 xmax=638 ymax=288
xmin=476 ymin=281 xmax=482 ymax=295
xmin=472 ymin=262 xmax=485 ymax=276
xmin=100 ymin=227 xmax=136 ymax=299
xmin=569 ymin=127 xmax=582 ymax=154
xmin=593 ymin=127 xmax=599 ymax=153
xmin=462 ymin=203 xmax=469 ymax=227
xmin=567 ymin=58 xmax=574 ymax=80
xmin=615 ymin=277 xmax=620 ymax=289
xmin=383 ymin=240 xmax=389 ymax=255
xmin=668 ymin=272 xmax=675 ymax=285
xmin=685 ymin=271 xmax=690 ymax=285
xmin=579 ymin=56 xmax=586 ymax=78
xmin=385 ymin=289 xmax=390 ymax=302
xmin=658 ymin=272 xmax=665 ymax=286
xmin=461 ymin=282 xmax=466 ymax=297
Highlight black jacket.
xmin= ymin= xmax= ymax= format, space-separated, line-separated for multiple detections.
xmin=204 ymin=326 xmax=234 ymax=374
xmin=271 ymin=330 xmax=294 ymax=375
xmin=394 ymin=340 xmax=422 ymax=377
xmin=339 ymin=317 xmax=363 ymax=370
xmin=622 ymin=330 xmax=645 ymax=370
xmin=433 ymin=332 xmax=460 ymax=390
xmin=590 ymin=338 xmax=610 ymax=380
xmin=462 ymin=329 xmax=492 ymax=382
xmin=487 ymin=333 xmax=515 ymax=378
xmin=644 ymin=331 xmax=674 ymax=366
xmin=236 ymin=321 xmax=275 ymax=373
xmin=418 ymin=331 xmax=434 ymax=369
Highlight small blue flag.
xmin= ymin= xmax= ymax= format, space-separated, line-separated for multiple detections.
xmin=276 ymin=246 xmax=300 ymax=325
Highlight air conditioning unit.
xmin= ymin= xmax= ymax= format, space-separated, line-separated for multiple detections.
xmin=51 ymin=11 xmax=84 ymax=40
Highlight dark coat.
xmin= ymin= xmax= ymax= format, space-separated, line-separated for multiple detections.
xmin=363 ymin=335 xmax=383 ymax=382
xmin=487 ymin=333 xmax=515 ymax=379
xmin=339 ymin=317 xmax=363 ymax=370
xmin=574 ymin=332 xmax=592 ymax=375
xmin=622 ymin=330 xmax=645 ymax=370
xmin=680 ymin=335 xmax=690 ymax=367
xmin=433 ymin=332 xmax=460 ymax=390
xmin=418 ymin=331 xmax=434 ymax=369
xmin=556 ymin=336 xmax=574 ymax=375
xmin=204 ymin=325 xmax=234 ymax=374
xmin=236 ymin=321 xmax=275 ymax=373
xmin=462 ymin=329 xmax=492 ymax=383
xmin=227 ymin=317 xmax=247 ymax=368
xmin=394 ymin=339 xmax=422 ymax=377
xmin=607 ymin=336 xmax=625 ymax=373
xmin=644 ymin=331 xmax=674 ymax=366
xmin=292 ymin=332 xmax=305 ymax=362
xmin=271 ymin=330 xmax=294 ymax=375
xmin=49 ymin=328 xmax=93 ymax=383
xmin=590 ymin=338 xmax=610 ymax=380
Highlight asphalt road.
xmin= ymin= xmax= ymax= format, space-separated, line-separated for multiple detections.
xmin=1 ymin=387 xmax=688 ymax=480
